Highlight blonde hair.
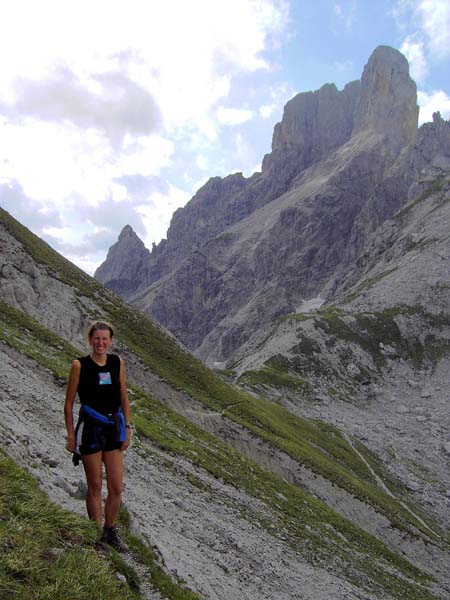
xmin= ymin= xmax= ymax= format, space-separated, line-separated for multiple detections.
xmin=86 ymin=320 xmax=114 ymax=343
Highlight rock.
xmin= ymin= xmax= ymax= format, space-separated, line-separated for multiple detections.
xmin=115 ymin=573 xmax=127 ymax=586
xmin=71 ymin=479 xmax=87 ymax=499
xmin=406 ymin=480 xmax=421 ymax=492
xmin=346 ymin=363 xmax=361 ymax=378
xmin=55 ymin=476 xmax=73 ymax=494
xmin=94 ymin=224 xmax=151 ymax=299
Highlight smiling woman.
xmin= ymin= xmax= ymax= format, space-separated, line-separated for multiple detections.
xmin=64 ymin=319 xmax=132 ymax=552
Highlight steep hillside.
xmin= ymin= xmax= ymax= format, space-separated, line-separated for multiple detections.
xmin=225 ymin=170 xmax=450 ymax=557
xmin=2 ymin=207 xmax=450 ymax=599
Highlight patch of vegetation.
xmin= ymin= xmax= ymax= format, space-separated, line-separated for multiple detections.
xmin=0 ymin=452 xmax=140 ymax=600
xmin=340 ymin=267 xmax=399 ymax=304
xmin=238 ymin=364 xmax=313 ymax=394
xmin=214 ymin=368 xmax=237 ymax=379
xmin=208 ymin=232 xmax=237 ymax=244
xmin=396 ymin=176 xmax=448 ymax=220
xmin=313 ymin=305 xmax=450 ymax=370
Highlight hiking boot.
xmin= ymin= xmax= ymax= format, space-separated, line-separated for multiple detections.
xmin=101 ymin=526 xmax=128 ymax=552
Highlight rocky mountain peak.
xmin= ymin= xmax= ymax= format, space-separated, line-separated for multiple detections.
xmin=94 ymin=224 xmax=150 ymax=298
xmin=353 ymin=45 xmax=418 ymax=147
xmin=263 ymin=45 xmax=418 ymax=177
xmin=118 ymin=223 xmax=137 ymax=241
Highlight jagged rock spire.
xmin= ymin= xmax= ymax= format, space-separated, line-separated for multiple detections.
xmin=95 ymin=224 xmax=150 ymax=298
xmin=353 ymin=45 xmax=419 ymax=147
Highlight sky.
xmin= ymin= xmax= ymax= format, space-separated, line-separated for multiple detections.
xmin=1 ymin=0 xmax=449 ymax=275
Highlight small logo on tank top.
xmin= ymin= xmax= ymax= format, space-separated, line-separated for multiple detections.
xmin=99 ymin=372 xmax=112 ymax=385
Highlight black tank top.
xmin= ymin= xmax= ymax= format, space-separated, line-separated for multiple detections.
xmin=77 ymin=354 xmax=121 ymax=415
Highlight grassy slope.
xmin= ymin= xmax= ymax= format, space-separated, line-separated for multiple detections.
xmin=0 ymin=207 xmax=446 ymax=598
xmin=0 ymin=450 xmax=201 ymax=600
xmin=0 ymin=452 xmax=140 ymax=600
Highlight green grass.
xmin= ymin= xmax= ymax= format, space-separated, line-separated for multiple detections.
xmin=132 ymin=388 xmax=442 ymax=600
xmin=0 ymin=443 xmax=202 ymax=600
xmin=237 ymin=363 xmax=313 ymax=394
xmin=0 ymin=452 xmax=140 ymax=600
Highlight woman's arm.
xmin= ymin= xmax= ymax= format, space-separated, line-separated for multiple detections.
xmin=119 ymin=357 xmax=131 ymax=450
xmin=64 ymin=359 xmax=81 ymax=452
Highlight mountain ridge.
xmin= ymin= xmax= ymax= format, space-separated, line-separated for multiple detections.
xmin=94 ymin=45 xmax=428 ymax=366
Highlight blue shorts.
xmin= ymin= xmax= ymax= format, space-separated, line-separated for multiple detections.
xmin=77 ymin=420 xmax=123 ymax=455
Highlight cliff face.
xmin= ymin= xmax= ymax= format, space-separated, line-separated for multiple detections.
xmin=353 ymin=45 xmax=418 ymax=147
xmin=94 ymin=46 xmax=448 ymax=368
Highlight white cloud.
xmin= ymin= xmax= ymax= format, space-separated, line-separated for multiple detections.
xmin=416 ymin=0 xmax=450 ymax=59
xmin=12 ymin=68 xmax=161 ymax=145
xmin=418 ymin=89 xmax=450 ymax=123
xmin=401 ymin=34 xmax=428 ymax=83
xmin=233 ymin=133 xmax=258 ymax=176
xmin=0 ymin=179 xmax=61 ymax=229
xmin=217 ymin=106 xmax=254 ymax=126
xmin=258 ymin=82 xmax=294 ymax=120
xmin=196 ymin=155 xmax=209 ymax=170
xmin=395 ymin=0 xmax=450 ymax=87
xmin=0 ymin=0 xmax=290 ymax=273
xmin=137 ymin=184 xmax=191 ymax=248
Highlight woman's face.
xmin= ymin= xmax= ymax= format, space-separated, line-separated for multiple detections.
xmin=90 ymin=328 xmax=113 ymax=355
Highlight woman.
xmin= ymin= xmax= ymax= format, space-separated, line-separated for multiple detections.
xmin=64 ymin=320 xmax=131 ymax=552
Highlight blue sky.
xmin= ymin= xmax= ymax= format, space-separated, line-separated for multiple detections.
xmin=0 ymin=0 xmax=449 ymax=274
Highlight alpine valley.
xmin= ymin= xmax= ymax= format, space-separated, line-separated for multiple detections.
xmin=2 ymin=45 xmax=450 ymax=599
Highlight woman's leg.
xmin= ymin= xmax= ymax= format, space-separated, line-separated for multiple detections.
xmin=81 ymin=451 xmax=103 ymax=524
xmin=102 ymin=449 xmax=123 ymax=527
